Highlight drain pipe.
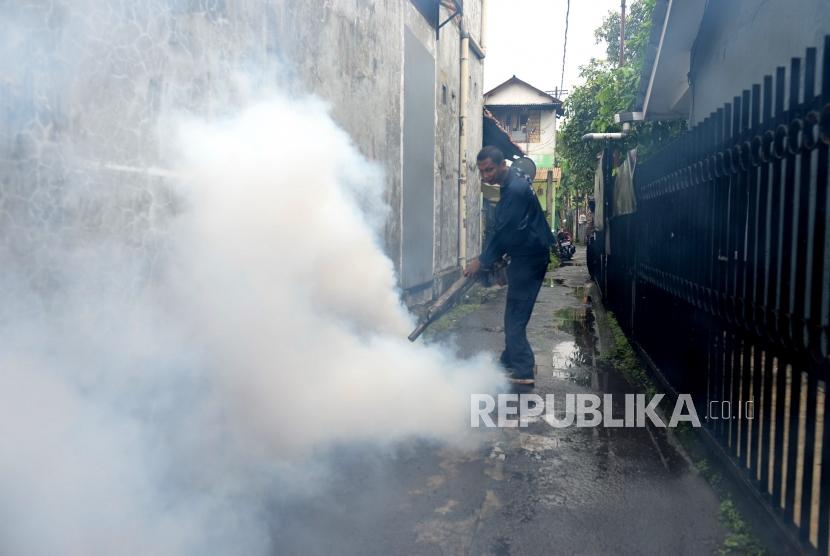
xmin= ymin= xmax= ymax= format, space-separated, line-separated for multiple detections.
xmin=581 ymin=112 xmax=642 ymax=141
xmin=582 ymin=122 xmax=631 ymax=141
xmin=458 ymin=31 xmax=470 ymax=269
xmin=480 ymin=0 xmax=488 ymax=51
xmin=477 ymin=0 xmax=487 ymax=259
xmin=457 ymin=13 xmax=485 ymax=269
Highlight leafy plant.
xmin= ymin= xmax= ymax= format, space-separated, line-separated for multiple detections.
xmin=558 ymin=0 xmax=686 ymax=199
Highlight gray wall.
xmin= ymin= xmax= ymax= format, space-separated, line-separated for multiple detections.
xmin=690 ymin=0 xmax=830 ymax=125
xmin=423 ymin=0 xmax=485 ymax=295
xmin=0 ymin=0 xmax=485 ymax=304
xmin=402 ymin=27 xmax=436 ymax=289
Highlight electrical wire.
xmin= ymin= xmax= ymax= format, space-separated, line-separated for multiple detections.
xmin=560 ymin=0 xmax=570 ymax=93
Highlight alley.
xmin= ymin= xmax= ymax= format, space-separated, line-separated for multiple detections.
xmin=272 ymin=250 xmax=729 ymax=555
xmin=4 ymin=2 xmax=828 ymax=554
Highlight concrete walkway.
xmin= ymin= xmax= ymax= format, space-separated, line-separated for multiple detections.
xmin=274 ymin=250 xmax=729 ymax=555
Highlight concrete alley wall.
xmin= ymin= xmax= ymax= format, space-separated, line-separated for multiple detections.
xmin=0 ymin=0 xmax=485 ymax=305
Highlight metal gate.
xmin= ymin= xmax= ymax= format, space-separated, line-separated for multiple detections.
xmin=601 ymin=36 xmax=830 ymax=553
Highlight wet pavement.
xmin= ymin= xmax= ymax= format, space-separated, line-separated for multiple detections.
xmin=274 ymin=249 xmax=729 ymax=555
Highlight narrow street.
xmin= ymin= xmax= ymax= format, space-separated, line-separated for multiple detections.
xmin=4 ymin=3 xmax=827 ymax=554
xmin=273 ymin=249 xmax=730 ymax=555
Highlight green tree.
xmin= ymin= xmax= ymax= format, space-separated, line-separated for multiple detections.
xmin=594 ymin=0 xmax=655 ymax=67
xmin=558 ymin=0 xmax=685 ymax=199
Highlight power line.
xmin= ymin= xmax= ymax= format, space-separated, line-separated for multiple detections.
xmin=559 ymin=0 xmax=570 ymax=93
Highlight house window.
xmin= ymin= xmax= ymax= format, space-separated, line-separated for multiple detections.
xmin=527 ymin=110 xmax=541 ymax=143
xmin=509 ymin=111 xmax=528 ymax=142
xmin=487 ymin=107 xmax=545 ymax=144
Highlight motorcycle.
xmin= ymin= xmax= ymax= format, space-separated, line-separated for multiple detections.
xmin=555 ymin=231 xmax=576 ymax=261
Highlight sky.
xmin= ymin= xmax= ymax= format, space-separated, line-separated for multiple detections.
xmin=483 ymin=0 xmax=624 ymax=97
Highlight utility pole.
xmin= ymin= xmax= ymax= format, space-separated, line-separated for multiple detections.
xmin=619 ymin=0 xmax=626 ymax=67
xmin=550 ymin=104 xmax=559 ymax=229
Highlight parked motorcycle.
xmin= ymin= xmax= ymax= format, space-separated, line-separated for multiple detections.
xmin=555 ymin=230 xmax=576 ymax=261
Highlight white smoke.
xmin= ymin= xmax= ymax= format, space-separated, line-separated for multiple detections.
xmin=0 ymin=90 xmax=505 ymax=555
xmin=167 ymin=94 xmax=506 ymax=452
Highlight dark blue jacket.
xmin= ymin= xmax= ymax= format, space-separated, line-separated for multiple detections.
xmin=480 ymin=165 xmax=553 ymax=267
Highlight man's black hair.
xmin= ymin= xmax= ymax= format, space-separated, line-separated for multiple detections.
xmin=477 ymin=145 xmax=504 ymax=165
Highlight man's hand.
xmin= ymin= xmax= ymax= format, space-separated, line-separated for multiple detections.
xmin=463 ymin=258 xmax=481 ymax=277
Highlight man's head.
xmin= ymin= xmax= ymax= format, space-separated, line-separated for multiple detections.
xmin=477 ymin=146 xmax=508 ymax=185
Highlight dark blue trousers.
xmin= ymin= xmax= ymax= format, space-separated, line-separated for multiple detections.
xmin=499 ymin=253 xmax=548 ymax=379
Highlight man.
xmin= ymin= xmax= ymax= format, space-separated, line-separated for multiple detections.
xmin=586 ymin=197 xmax=597 ymax=279
xmin=464 ymin=146 xmax=552 ymax=385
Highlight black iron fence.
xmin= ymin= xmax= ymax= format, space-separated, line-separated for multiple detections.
xmin=600 ymin=37 xmax=830 ymax=553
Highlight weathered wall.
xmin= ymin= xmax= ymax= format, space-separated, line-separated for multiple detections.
xmin=271 ymin=0 xmax=410 ymax=270
xmin=431 ymin=5 xmax=460 ymax=285
xmin=403 ymin=2 xmax=486 ymax=301
xmin=0 ymin=1 xmax=295 ymax=289
xmin=525 ymin=109 xmax=557 ymax=164
xmin=461 ymin=1 xmax=486 ymax=286
xmin=432 ymin=3 xmax=486 ymax=281
xmin=0 ymin=0 xmax=484 ymax=304
xmin=690 ymin=0 xmax=830 ymax=125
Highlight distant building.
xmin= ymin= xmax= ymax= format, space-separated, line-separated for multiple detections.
xmin=484 ymin=75 xmax=564 ymax=173
xmin=483 ymin=76 xmax=563 ymax=228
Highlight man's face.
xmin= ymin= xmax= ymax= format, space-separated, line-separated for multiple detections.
xmin=477 ymin=157 xmax=507 ymax=185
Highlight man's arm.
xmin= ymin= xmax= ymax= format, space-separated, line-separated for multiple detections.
xmin=465 ymin=186 xmax=527 ymax=277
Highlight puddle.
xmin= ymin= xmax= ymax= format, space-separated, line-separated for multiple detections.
xmin=551 ymin=340 xmax=578 ymax=369
xmin=552 ymin=306 xmax=581 ymax=328
xmin=519 ymin=432 xmax=562 ymax=452
xmin=547 ymin=304 xmax=598 ymax=386
xmin=549 ymin=367 xmax=592 ymax=387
